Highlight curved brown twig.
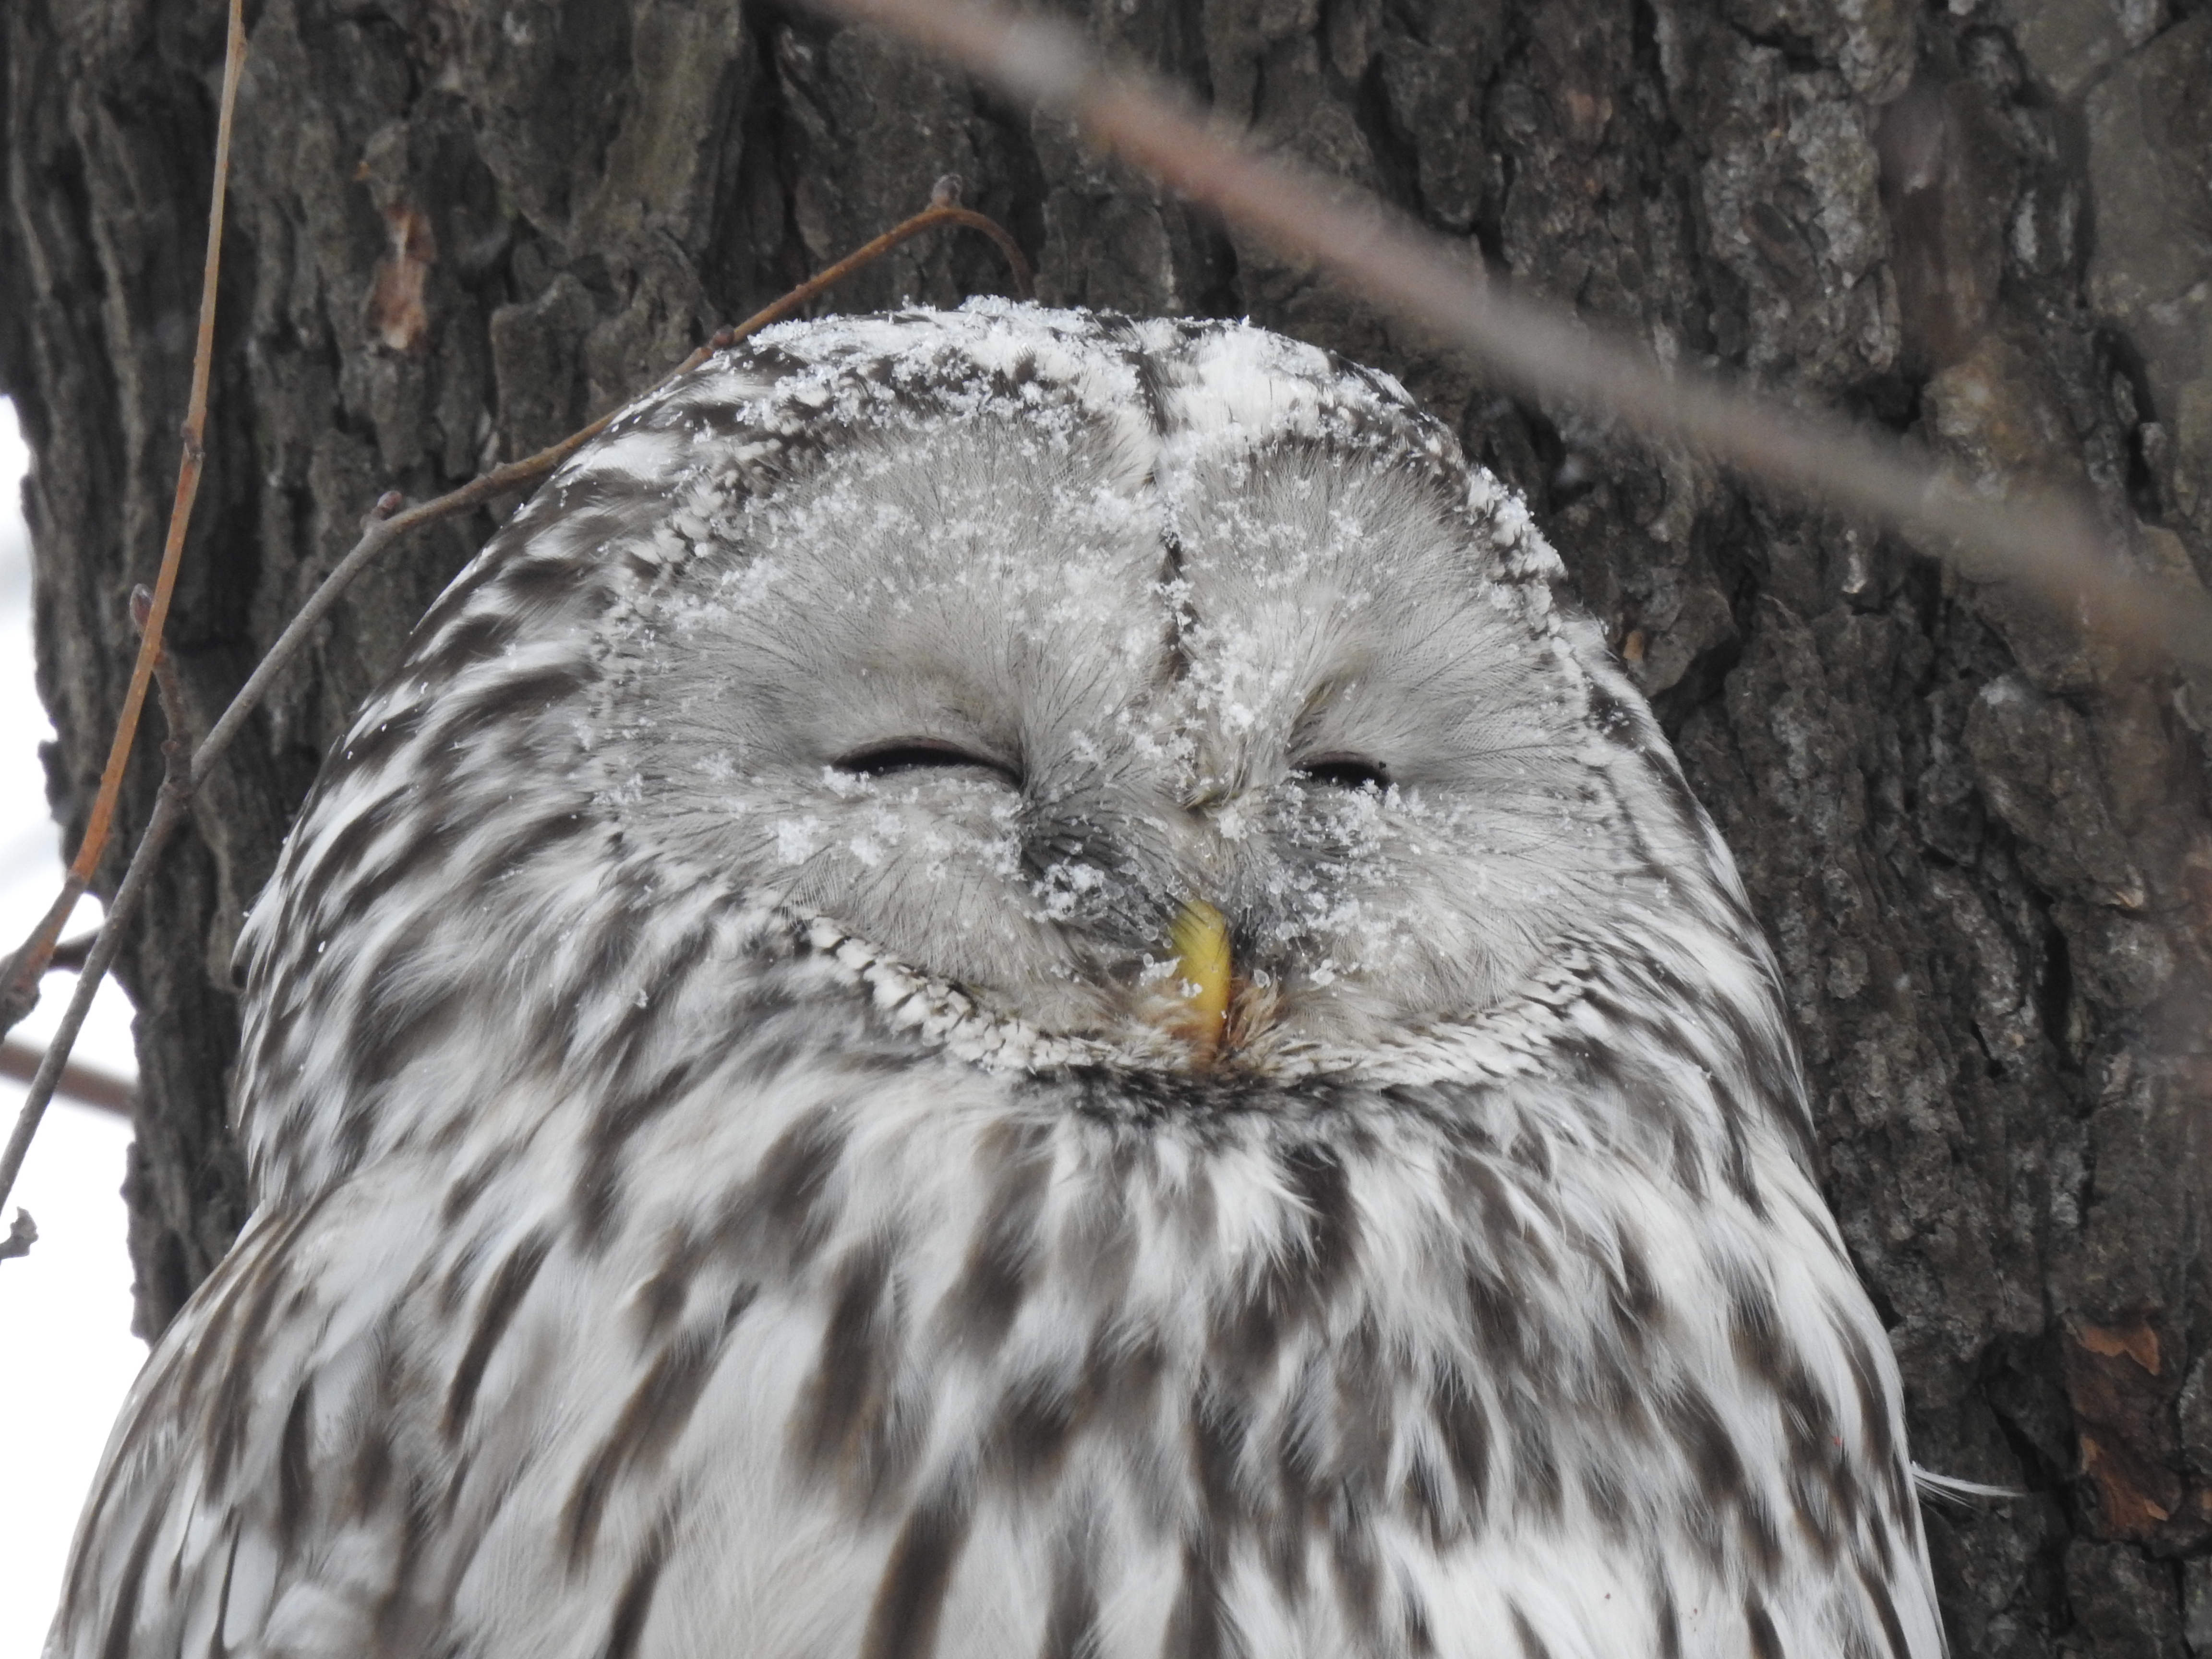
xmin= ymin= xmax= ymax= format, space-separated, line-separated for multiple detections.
xmin=0 ymin=0 xmax=248 ymax=1032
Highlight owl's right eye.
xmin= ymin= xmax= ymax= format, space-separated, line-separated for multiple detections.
xmin=833 ymin=740 xmax=1021 ymax=784
xmin=1296 ymin=753 xmax=1392 ymax=793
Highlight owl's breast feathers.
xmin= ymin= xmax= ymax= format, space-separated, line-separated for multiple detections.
xmin=50 ymin=308 xmax=1941 ymax=1659
xmin=56 ymin=907 xmax=1936 ymax=1659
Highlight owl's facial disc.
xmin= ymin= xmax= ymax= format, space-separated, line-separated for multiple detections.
xmin=609 ymin=393 xmax=1672 ymax=1072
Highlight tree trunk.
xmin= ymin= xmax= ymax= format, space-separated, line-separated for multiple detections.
xmin=4 ymin=0 xmax=2209 ymax=1649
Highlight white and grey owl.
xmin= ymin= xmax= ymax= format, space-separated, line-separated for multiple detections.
xmin=48 ymin=305 xmax=1945 ymax=1659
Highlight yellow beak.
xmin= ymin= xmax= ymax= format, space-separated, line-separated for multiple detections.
xmin=1168 ymin=900 xmax=1233 ymax=1056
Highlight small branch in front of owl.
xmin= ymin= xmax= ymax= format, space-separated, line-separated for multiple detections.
xmin=127 ymin=584 xmax=195 ymax=771
xmin=0 ymin=178 xmax=1033 ymax=1248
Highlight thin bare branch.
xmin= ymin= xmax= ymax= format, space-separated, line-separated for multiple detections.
xmin=0 ymin=1040 xmax=134 ymax=1118
xmin=131 ymin=584 xmax=197 ymax=761
xmin=45 ymin=933 xmax=98 ymax=974
xmin=817 ymin=0 xmax=2212 ymax=671
xmin=0 ymin=0 xmax=248 ymax=1030
xmin=0 ymin=775 xmax=188 ymax=1214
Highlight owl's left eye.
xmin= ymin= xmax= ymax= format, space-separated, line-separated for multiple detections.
xmin=833 ymin=740 xmax=1021 ymax=784
xmin=1296 ymin=753 xmax=1391 ymax=793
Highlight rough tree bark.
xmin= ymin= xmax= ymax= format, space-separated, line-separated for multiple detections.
xmin=3 ymin=0 xmax=2209 ymax=1649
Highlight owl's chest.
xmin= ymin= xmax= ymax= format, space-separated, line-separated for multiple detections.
xmin=423 ymin=1062 xmax=1835 ymax=1658
xmin=574 ymin=1060 xmax=1712 ymax=1523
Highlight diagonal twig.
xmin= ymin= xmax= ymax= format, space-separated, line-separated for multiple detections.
xmin=0 ymin=0 xmax=249 ymax=1032
xmin=816 ymin=0 xmax=2212 ymax=671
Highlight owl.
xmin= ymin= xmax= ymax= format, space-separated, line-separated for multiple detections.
xmin=48 ymin=304 xmax=1944 ymax=1659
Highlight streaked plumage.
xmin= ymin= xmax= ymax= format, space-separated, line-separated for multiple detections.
xmin=49 ymin=304 xmax=1944 ymax=1659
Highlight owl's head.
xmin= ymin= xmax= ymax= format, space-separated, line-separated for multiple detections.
xmin=250 ymin=306 xmax=1778 ymax=1121
xmin=565 ymin=304 xmax=1759 ymax=1075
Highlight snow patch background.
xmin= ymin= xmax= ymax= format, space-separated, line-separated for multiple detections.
xmin=0 ymin=397 xmax=146 ymax=1659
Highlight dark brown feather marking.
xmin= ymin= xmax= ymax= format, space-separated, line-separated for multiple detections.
xmin=444 ymin=1228 xmax=552 ymax=1439
xmin=564 ymin=1316 xmax=743 ymax=1566
xmin=1431 ymin=1368 xmax=1491 ymax=1527
xmin=370 ymin=1470 xmax=437 ymax=1649
xmin=632 ymin=1229 xmax=701 ymax=1343
xmin=1666 ymin=1383 xmax=1747 ymax=1513
xmin=1746 ymin=1596 xmax=1785 ymax=1659
xmin=276 ymin=1381 xmax=314 ymax=1562
xmin=343 ymin=912 xmax=462 ymax=1096
xmin=1465 ymin=1265 xmax=1526 ymax=1363
xmin=442 ymin=661 xmax=590 ymax=730
xmin=1161 ymin=1533 xmax=1238 ymax=1659
xmin=202 ymin=1221 xmax=315 ymax=1499
xmin=1655 ymin=1579 xmax=1683 ymax=1659
xmin=944 ymin=1118 xmax=1052 ymax=1354
xmin=987 ymin=1368 xmax=1080 ymax=1488
xmin=1511 ymin=1411 xmax=1564 ymax=1524
xmin=1209 ymin=1140 xmax=1358 ymax=1387
xmin=861 ymin=1487 xmax=974 ymax=1659
xmin=1039 ymin=1530 xmax=1099 ymax=1659
xmin=1743 ymin=1487 xmax=1785 ymax=1579
xmin=66 ymin=1211 xmax=297 ymax=1616
xmin=1402 ymin=1449 xmax=1451 ymax=1547
xmin=1611 ymin=1232 xmax=1664 ymax=1349
xmin=1280 ymin=1140 xmax=1356 ymax=1295
xmin=1860 ymin=1563 xmax=1913 ymax=1659
xmin=1077 ymin=1326 xmax=1166 ymax=1438
xmin=750 ymin=1104 xmax=851 ymax=1267
xmin=795 ymin=1237 xmax=921 ymax=1510
xmin=1837 ymin=1316 xmax=1906 ymax=1512
xmin=1403 ymin=1582 xmax=1437 ymax=1656
xmin=96 ymin=1506 xmax=166 ymax=1659
xmin=409 ymin=612 xmax=522 ymax=683
xmin=347 ymin=1419 xmax=395 ymax=1524
xmin=1669 ymin=1119 xmax=1709 ymax=1200
xmin=1580 ymin=1458 xmax=1630 ymax=1541
xmin=210 ymin=1526 xmax=241 ymax=1659
xmin=1261 ymin=1352 xmax=1324 ymax=1596
xmin=1729 ymin=1272 xmax=1788 ymax=1392
xmin=598 ymin=1528 xmax=672 ymax=1659
xmin=1509 ymin=1603 xmax=1554 ymax=1659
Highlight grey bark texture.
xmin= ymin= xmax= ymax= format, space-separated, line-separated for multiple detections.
xmin=2 ymin=0 xmax=2209 ymax=1649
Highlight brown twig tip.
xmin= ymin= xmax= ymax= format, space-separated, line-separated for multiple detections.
xmin=128 ymin=585 xmax=155 ymax=634
xmin=0 ymin=1208 xmax=35 ymax=1262
xmin=930 ymin=174 xmax=963 ymax=209
xmin=369 ymin=489 xmax=406 ymax=522
xmin=153 ymin=652 xmax=193 ymax=760
xmin=46 ymin=932 xmax=97 ymax=974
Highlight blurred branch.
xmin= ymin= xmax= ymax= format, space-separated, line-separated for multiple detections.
xmin=0 ymin=1040 xmax=132 ymax=1119
xmin=46 ymin=933 xmax=97 ymax=974
xmin=819 ymin=0 xmax=2212 ymax=670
